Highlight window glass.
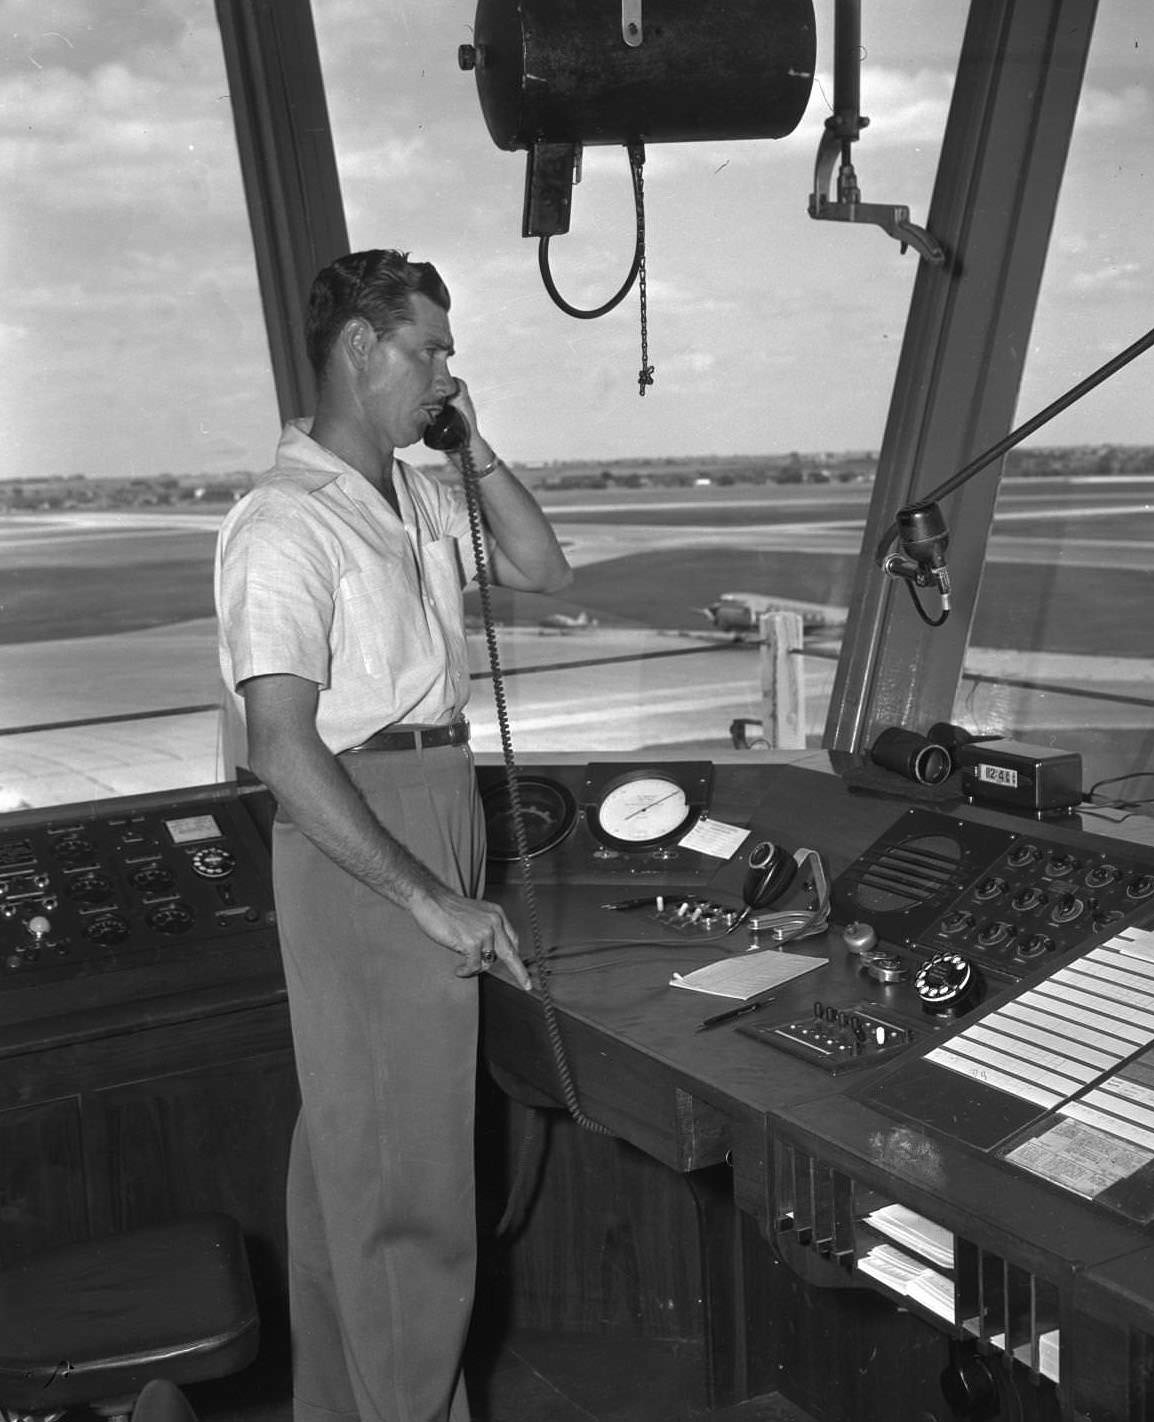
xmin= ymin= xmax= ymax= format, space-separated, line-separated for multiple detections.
xmin=0 ymin=3 xmax=278 ymax=810
xmin=954 ymin=5 xmax=1154 ymax=810
xmin=313 ymin=2 xmax=966 ymax=759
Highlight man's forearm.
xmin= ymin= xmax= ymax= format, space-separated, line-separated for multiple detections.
xmin=453 ymin=447 xmax=572 ymax=593
xmin=483 ymin=466 xmax=572 ymax=589
xmin=253 ymin=732 xmax=442 ymax=909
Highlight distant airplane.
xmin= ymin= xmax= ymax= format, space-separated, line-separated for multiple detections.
xmin=696 ymin=592 xmax=847 ymax=640
xmin=538 ymin=609 xmax=599 ymax=634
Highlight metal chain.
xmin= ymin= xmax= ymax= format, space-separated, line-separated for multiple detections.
xmin=631 ymin=143 xmax=655 ymax=397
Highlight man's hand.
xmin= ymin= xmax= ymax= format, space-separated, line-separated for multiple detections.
xmin=409 ymin=885 xmax=533 ymax=992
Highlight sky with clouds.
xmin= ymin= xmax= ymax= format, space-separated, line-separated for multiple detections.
xmin=1 ymin=0 xmax=1151 ymax=480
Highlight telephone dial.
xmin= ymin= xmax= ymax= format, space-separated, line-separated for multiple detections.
xmin=423 ymin=403 xmax=470 ymax=452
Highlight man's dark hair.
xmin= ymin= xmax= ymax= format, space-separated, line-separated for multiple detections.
xmin=305 ymin=249 xmax=451 ymax=379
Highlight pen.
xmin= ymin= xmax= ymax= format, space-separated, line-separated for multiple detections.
xmin=696 ymin=994 xmax=776 ymax=1032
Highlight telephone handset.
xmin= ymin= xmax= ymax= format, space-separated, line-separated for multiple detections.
xmin=423 ymin=403 xmax=470 ymax=453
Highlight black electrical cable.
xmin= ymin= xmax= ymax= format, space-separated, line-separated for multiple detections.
xmin=537 ymin=144 xmax=645 ymax=320
xmin=875 ymin=322 xmax=1154 ymax=566
xmin=902 ymin=580 xmax=949 ymax=628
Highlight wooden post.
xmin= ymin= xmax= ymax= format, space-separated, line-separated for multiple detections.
xmin=759 ymin=611 xmax=806 ymax=749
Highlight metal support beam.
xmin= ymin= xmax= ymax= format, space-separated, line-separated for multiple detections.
xmin=215 ymin=0 xmax=349 ymax=423
xmin=824 ymin=0 xmax=1098 ymax=753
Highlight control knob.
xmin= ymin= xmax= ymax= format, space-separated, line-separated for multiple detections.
xmin=1050 ymin=892 xmax=1086 ymax=925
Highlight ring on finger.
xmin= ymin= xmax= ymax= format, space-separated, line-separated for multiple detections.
xmin=480 ymin=947 xmax=496 ymax=967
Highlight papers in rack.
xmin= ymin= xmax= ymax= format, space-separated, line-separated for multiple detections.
xmin=863 ymin=1203 xmax=953 ymax=1269
xmin=857 ymin=1204 xmax=956 ymax=1323
xmin=857 ymin=1244 xmax=956 ymax=1323
xmin=670 ymin=952 xmax=828 ymax=1000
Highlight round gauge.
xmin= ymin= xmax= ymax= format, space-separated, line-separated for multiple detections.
xmin=84 ymin=912 xmax=130 ymax=945
xmin=146 ymin=901 xmax=195 ymax=934
xmin=68 ymin=872 xmax=115 ymax=905
xmin=130 ymin=864 xmax=176 ymax=893
xmin=53 ymin=835 xmax=94 ymax=862
xmin=482 ymin=775 xmax=577 ymax=863
xmin=590 ymin=770 xmax=698 ymax=851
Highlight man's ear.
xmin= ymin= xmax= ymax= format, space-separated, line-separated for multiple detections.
xmin=339 ymin=317 xmax=376 ymax=371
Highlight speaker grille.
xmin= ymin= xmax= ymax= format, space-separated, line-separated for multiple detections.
xmin=831 ymin=808 xmax=1016 ymax=945
xmin=855 ymin=834 xmax=963 ymax=913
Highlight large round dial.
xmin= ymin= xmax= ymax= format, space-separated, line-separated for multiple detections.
xmin=482 ymin=775 xmax=577 ymax=862
xmin=591 ymin=772 xmax=697 ymax=849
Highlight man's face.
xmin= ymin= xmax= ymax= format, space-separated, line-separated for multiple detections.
xmin=362 ymin=293 xmax=456 ymax=450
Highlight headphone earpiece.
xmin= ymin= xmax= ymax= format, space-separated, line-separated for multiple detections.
xmin=742 ymin=840 xmax=798 ymax=911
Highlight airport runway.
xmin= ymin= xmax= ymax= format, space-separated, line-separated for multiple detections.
xmin=0 ymin=478 xmax=1150 ymax=809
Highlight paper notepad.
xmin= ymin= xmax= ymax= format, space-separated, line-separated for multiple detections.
xmin=670 ymin=952 xmax=827 ymax=1000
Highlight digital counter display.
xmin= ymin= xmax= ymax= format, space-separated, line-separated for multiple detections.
xmin=976 ymin=763 xmax=1019 ymax=789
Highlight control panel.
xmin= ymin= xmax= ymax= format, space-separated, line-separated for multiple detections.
xmin=0 ymin=788 xmax=275 ymax=988
xmin=832 ymin=807 xmax=1154 ymax=984
xmin=744 ymin=807 xmax=1154 ymax=1074
xmin=740 ymin=1000 xmax=917 ymax=1074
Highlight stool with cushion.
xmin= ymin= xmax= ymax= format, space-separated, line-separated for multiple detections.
xmin=0 ymin=1213 xmax=259 ymax=1422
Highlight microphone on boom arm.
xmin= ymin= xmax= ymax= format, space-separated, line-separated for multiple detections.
xmin=874 ymin=322 xmax=1154 ymax=630
xmin=881 ymin=500 xmax=951 ymax=616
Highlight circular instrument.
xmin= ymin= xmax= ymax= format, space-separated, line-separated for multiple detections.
xmin=588 ymin=769 xmax=699 ymax=851
xmin=190 ymin=846 xmax=236 ymax=880
xmin=481 ymin=775 xmax=577 ymax=862
xmin=914 ymin=951 xmax=977 ymax=1012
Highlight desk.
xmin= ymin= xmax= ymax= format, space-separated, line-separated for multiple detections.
xmin=3 ymin=761 xmax=1154 ymax=1420
xmin=479 ymin=760 xmax=1154 ymax=1422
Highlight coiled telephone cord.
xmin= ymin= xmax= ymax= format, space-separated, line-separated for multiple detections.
xmin=459 ymin=451 xmax=613 ymax=1164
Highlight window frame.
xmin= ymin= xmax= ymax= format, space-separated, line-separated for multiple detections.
xmin=216 ymin=0 xmax=1099 ymax=757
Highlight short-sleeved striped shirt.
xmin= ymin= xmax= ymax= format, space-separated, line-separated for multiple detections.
xmin=215 ymin=420 xmax=477 ymax=757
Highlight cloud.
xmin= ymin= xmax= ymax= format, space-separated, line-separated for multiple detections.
xmin=0 ymin=55 xmax=241 ymax=221
xmin=1076 ymin=82 xmax=1149 ymax=129
xmin=0 ymin=0 xmax=91 ymax=60
xmin=327 ymin=134 xmax=432 ymax=185
xmin=1069 ymin=261 xmax=1145 ymax=294
xmin=660 ymin=350 xmax=718 ymax=379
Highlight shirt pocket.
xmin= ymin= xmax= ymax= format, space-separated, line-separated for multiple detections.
xmin=337 ymin=539 xmax=465 ymax=681
xmin=419 ymin=535 xmax=467 ymax=634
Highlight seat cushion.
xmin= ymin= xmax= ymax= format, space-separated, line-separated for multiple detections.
xmin=0 ymin=1213 xmax=259 ymax=1410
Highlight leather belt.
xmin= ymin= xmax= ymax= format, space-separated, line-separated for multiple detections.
xmin=342 ymin=718 xmax=470 ymax=754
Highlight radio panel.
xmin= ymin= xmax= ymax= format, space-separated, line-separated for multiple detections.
xmin=831 ymin=807 xmax=1154 ymax=983
xmin=0 ymin=788 xmax=275 ymax=988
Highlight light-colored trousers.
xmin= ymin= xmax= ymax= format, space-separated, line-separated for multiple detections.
xmin=272 ymin=742 xmax=485 ymax=1422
